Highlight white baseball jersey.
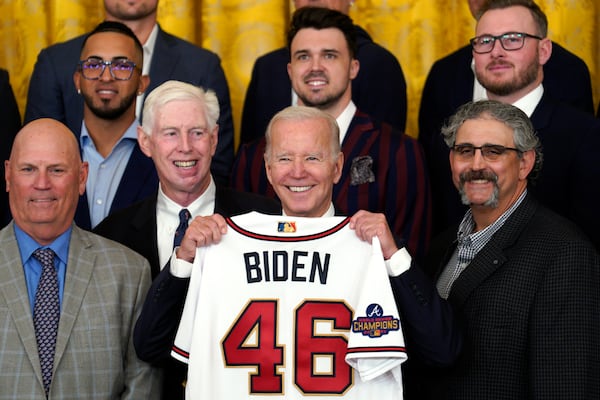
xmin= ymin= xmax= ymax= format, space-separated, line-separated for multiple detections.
xmin=172 ymin=212 xmax=407 ymax=399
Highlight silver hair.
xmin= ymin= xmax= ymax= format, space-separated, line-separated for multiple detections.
xmin=441 ymin=100 xmax=543 ymax=183
xmin=264 ymin=106 xmax=341 ymax=161
xmin=140 ymin=80 xmax=220 ymax=135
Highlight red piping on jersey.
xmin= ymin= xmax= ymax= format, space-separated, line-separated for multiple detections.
xmin=225 ymin=216 xmax=351 ymax=242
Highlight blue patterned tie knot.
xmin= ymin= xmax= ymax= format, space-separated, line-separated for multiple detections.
xmin=173 ymin=209 xmax=191 ymax=248
xmin=32 ymin=248 xmax=60 ymax=396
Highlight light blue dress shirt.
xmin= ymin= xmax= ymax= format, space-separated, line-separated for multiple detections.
xmin=80 ymin=121 xmax=137 ymax=228
xmin=14 ymin=224 xmax=71 ymax=314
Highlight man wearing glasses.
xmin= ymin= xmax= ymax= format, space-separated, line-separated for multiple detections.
xmin=418 ymin=0 xmax=600 ymax=250
xmin=72 ymin=21 xmax=157 ymax=229
xmin=416 ymin=99 xmax=600 ymax=400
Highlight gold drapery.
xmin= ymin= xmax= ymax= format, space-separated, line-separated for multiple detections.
xmin=1 ymin=0 xmax=598 ymax=146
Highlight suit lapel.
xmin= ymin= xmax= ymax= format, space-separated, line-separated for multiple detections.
xmin=128 ymin=196 xmax=161 ymax=276
xmin=147 ymin=27 xmax=179 ymax=94
xmin=0 ymin=224 xmax=45 ymax=385
xmin=53 ymin=226 xmax=95 ymax=369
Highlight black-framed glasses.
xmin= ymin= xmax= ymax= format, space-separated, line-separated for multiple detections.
xmin=470 ymin=32 xmax=543 ymax=54
xmin=78 ymin=58 xmax=137 ymax=80
xmin=452 ymin=144 xmax=521 ymax=161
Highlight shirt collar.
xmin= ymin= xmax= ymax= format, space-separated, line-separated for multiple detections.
xmin=336 ymin=101 xmax=356 ymax=145
xmin=142 ymin=23 xmax=159 ymax=76
xmin=80 ymin=119 xmax=139 ymax=149
xmin=156 ymin=175 xmax=217 ymax=218
xmin=13 ymin=223 xmax=72 ymax=266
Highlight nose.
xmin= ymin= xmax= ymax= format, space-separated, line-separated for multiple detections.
xmin=290 ymin=159 xmax=307 ymax=178
xmin=33 ymin=171 xmax=50 ymax=189
xmin=489 ymin=39 xmax=504 ymax=57
xmin=178 ymin=132 xmax=192 ymax=152
xmin=471 ymin=148 xmax=487 ymax=169
xmin=99 ymin=64 xmax=113 ymax=81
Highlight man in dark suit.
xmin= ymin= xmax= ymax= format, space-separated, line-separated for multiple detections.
xmin=134 ymin=105 xmax=461 ymax=398
xmin=240 ymin=0 xmax=407 ymax=144
xmin=70 ymin=21 xmax=157 ymax=230
xmin=94 ymin=80 xmax=280 ymax=400
xmin=1 ymin=118 xmax=161 ymax=398
xmin=416 ymin=99 xmax=599 ymax=399
xmin=25 ymin=0 xmax=233 ymax=184
xmin=0 ymin=68 xmax=21 ymax=227
xmin=419 ymin=0 xmax=600 ymax=249
xmin=233 ymin=7 xmax=431 ymax=260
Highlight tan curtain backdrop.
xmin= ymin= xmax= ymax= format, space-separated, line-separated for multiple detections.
xmin=1 ymin=0 xmax=598 ymax=147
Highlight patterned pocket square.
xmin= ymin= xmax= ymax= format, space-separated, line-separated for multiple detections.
xmin=350 ymin=155 xmax=375 ymax=186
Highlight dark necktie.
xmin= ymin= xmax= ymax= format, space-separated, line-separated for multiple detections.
xmin=32 ymin=248 xmax=60 ymax=396
xmin=173 ymin=209 xmax=191 ymax=248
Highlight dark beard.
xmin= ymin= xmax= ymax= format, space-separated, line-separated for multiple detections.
xmin=458 ymin=169 xmax=500 ymax=207
xmin=477 ymin=58 xmax=540 ymax=97
xmin=82 ymin=90 xmax=137 ymax=120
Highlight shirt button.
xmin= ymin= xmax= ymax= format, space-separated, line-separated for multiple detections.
xmin=96 ymin=199 xmax=103 ymax=205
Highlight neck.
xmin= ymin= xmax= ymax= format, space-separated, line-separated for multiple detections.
xmin=83 ymin=108 xmax=136 ymax=158
xmin=470 ymin=186 xmax=526 ymax=232
xmin=105 ymin=16 xmax=156 ymax=45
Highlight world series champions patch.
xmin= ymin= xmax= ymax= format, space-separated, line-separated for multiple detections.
xmin=352 ymin=303 xmax=400 ymax=338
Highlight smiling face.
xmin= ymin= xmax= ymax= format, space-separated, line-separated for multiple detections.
xmin=287 ymin=27 xmax=358 ymax=117
xmin=449 ymin=116 xmax=534 ymax=221
xmin=138 ymin=99 xmax=218 ymax=206
xmin=265 ymin=116 xmax=343 ymax=217
xmin=74 ymin=31 xmax=148 ymax=121
xmin=6 ymin=119 xmax=88 ymax=245
xmin=473 ymin=5 xmax=551 ymax=103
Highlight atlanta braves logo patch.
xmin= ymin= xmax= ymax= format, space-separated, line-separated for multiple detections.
xmin=352 ymin=303 xmax=400 ymax=338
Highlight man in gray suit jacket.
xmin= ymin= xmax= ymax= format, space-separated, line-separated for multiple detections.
xmin=415 ymin=100 xmax=599 ymax=399
xmin=25 ymin=0 xmax=233 ymax=185
xmin=0 ymin=118 xmax=160 ymax=399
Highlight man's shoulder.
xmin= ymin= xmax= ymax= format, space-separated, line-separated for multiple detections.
xmin=428 ymin=45 xmax=472 ymax=73
xmin=157 ymin=27 xmax=220 ymax=60
xmin=75 ymin=225 xmax=149 ymax=264
xmin=253 ymin=47 xmax=289 ymax=67
xmin=38 ymin=33 xmax=87 ymax=58
xmin=216 ymin=185 xmax=280 ymax=216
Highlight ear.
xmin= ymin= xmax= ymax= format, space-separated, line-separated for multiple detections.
xmin=332 ymin=152 xmax=344 ymax=184
xmin=209 ymin=125 xmax=219 ymax=157
xmin=538 ymin=38 xmax=552 ymax=66
xmin=4 ymin=160 xmax=10 ymax=193
xmin=79 ymin=161 xmax=89 ymax=196
xmin=137 ymin=126 xmax=152 ymax=157
xmin=264 ymin=152 xmax=273 ymax=186
xmin=73 ymin=71 xmax=81 ymax=94
xmin=518 ymin=149 xmax=536 ymax=181
xmin=349 ymin=58 xmax=359 ymax=81
xmin=137 ymin=74 xmax=150 ymax=95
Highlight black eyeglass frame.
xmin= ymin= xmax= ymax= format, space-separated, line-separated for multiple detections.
xmin=451 ymin=144 xmax=522 ymax=161
xmin=469 ymin=32 xmax=544 ymax=54
xmin=78 ymin=58 xmax=138 ymax=81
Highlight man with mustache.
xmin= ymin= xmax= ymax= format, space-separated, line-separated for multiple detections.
xmin=232 ymin=7 xmax=431 ymax=260
xmin=417 ymin=99 xmax=599 ymax=399
xmin=418 ymin=0 xmax=600 ymax=249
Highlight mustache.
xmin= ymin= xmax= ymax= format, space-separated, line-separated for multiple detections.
xmin=459 ymin=169 xmax=498 ymax=184
xmin=304 ymin=71 xmax=328 ymax=80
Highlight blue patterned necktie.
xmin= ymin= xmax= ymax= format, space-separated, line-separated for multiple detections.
xmin=32 ymin=248 xmax=60 ymax=396
xmin=173 ymin=209 xmax=191 ymax=248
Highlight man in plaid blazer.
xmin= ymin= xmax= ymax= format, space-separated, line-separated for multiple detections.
xmin=232 ymin=7 xmax=431 ymax=259
xmin=0 ymin=118 xmax=160 ymax=399
xmin=415 ymin=100 xmax=599 ymax=399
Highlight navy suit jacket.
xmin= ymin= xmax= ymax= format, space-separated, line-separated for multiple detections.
xmin=24 ymin=25 xmax=234 ymax=184
xmin=94 ymin=185 xmax=281 ymax=400
xmin=418 ymin=43 xmax=597 ymax=241
xmin=414 ymin=193 xmax=600 ymax=399
xmin=240 ymin=24 xmax=407 ymax=144
xmin=75 ymin=142 xmax=158 ymax=230
xmin=0 ymin=68 xmax=22 ymax=227
xmin=233 ymin=109 xmax=432 ymax=260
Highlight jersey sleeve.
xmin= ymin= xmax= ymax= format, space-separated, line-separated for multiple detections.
xmin=171 ymin=248 xmax=206 ymax=363
xmin=345 ymin=237 xmax=407 ymax=382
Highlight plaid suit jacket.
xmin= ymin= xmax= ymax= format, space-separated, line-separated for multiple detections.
xmin=417 ymin=193 xmax=600 ymax=399
xmin=232 ymin=109 xmax=431 ymax=259
xmin=0 ymin=223 xmax=161 ymax=399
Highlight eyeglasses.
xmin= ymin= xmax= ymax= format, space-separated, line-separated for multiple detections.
xmin=470 ymin=32 xmax=543 ymax=54
xmin=78 ymin=58 xmax=137 ymax=80
xmin=452 ymin=144 xmax=521 ymax=161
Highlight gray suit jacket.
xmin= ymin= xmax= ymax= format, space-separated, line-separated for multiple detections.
xmin=0 ymin=223 xmax=161 ymax=399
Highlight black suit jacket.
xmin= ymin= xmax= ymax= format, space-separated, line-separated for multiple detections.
xmin=418 ymin=43 xmax=600 ymax=247
xmin=240 ymin=24 xmax=407 ymax=144
xmin=0 ymin=68 xmax=21 ymax=227
xmin=94 ymin=185 xmax=281 ymax=400
xmin=415 ymin=193 xmax=600 ymax=399
xmin=24 ymin=25 xmax=234 ymax=183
